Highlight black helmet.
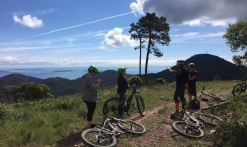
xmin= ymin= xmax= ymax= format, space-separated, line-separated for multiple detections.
xmin=188 ymin=63 xmax=195 ymax=68
xmin=177 ymin=60 xmax=184 ymax=64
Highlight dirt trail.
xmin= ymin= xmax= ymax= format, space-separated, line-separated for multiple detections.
xmin=57 ymin=97 xmax=223 ymax=147
xmin=56 ymin=105 xmax=169 ymax=147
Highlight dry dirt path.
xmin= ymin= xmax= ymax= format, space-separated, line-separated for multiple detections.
xmin=57 ymin=99 xmax=223 ymax=147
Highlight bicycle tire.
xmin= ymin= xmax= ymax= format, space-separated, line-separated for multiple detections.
xmin=135 ymin=95 xmax=146 ymax=116
xmin=117 ymin=119 xmax=146 ymax=135
xmin=81 ymin=128 xmax=117 ymax=147
xmin=197 ymin=113 xmax=222 ymax=127
xmin=103 ymin=97 xmax=120 ymax=118
xmin=232 ymin=84 xmax=243 ymax=97
xmin=172 ymin=121 xmax=204 ymax=139
xmin=201 ymin=100 xmax=229 ymax=111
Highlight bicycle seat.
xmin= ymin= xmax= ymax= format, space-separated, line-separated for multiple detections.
xmin=242 ymin=77 xmax=247 ymax=81
xmin=201 ymin=98 xmax=209 ymax=102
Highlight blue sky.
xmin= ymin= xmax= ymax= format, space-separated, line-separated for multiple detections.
xmin=0 ymin=0 xmax=247 ymax=69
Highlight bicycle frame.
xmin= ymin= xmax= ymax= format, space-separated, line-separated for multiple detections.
xmin=240 ymin=78 xmax=247 ymax=91
xmin=123 ymin=84 xmax=141 ymax=115
xmin=94 ymin=117 xmax=123 ymax=141
xmin=199 ymin=86 xmax=223 ymax=101
xmin=173 ymin=110 xmax=204 ymax=133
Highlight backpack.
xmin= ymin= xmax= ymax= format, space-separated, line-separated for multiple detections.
xmin=181 ymin=67 xmax=189 ymax=84
xmin=191 ymin=100 xmax=200 ymax=110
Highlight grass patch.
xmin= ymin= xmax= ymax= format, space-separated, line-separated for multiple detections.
xmin=0 ymin=80 xmax=247 ymax=146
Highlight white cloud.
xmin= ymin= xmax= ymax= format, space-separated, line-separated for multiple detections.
xmin=101 ymin=28 xmax=136 ymax=50
xmin=130 ymin=0 xmax=145 ymax=15
xmin=36 ymin=8 xmax=57 ymax=15
xmin=183 ymin=17 xmax=236 ymax=27
xmin=56 ymin=57 xmax=74 ymax=65
xmin=0 ymin=56 xmax=18 ymax=63
xmin=13 ymin=15 xmax=43 ymax=28
xmin=180 ymin=32 xmax=199 ymax=37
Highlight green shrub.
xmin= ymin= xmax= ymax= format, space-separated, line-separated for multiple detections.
xmin=129 ymin=76 xmax=142 ymax=86
xmin=214 ymin=74 xmax=221 ymax=81
xmin=213 ymin=118 xmax=247 ymax=147
xmin=153 ymin=78 xmax=167 ymax=85
xmin=10 ymin=83 xmax=54 ymax=102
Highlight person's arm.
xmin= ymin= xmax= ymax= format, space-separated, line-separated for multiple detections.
xmin=87 ymin=76 xmax=97 ymax=91
xmin=190 ymin=75 xmax=198 ymax=80
xmin=168 ymin=68 xmax=182 ymax=75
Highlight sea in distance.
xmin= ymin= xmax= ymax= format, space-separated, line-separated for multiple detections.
xmin=0 ymin=66 xmax=168 ymax=80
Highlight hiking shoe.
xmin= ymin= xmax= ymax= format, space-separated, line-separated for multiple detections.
xmin=172 ymin=111 xmax=180 ymax=116
xmin=90 ymin=123 xmax=96 ymax=128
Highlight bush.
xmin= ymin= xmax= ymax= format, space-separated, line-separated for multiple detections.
xmin=213 ymin=118 xmax=247 ymax=147
xmin=153 ymin=78 xmax=167 ymax=85
xmin=129 ymin=76 xmax=142 ymax=86
xmin=10 ymin=83 xmax=54 ymax=102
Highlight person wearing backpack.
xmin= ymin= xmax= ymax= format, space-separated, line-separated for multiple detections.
xmin=187 ymin=63 xmax=199 ymax=109
xmin=168 ymin=60 xmax=189 ymax=115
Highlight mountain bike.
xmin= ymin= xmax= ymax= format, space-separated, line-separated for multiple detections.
xmin=102 ymin=84 xmax=145 ymax=118
xmin=199 ymin=86 xmax=229 ymax=111
xmin=171 ymin=110 xmax=222 ymax=139
xmin=232 ymin=77 xmax=247 ymax=100
xmin=81 ymin=117 xmax=146 ymax=147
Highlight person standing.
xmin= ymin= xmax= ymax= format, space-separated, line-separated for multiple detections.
xmin=187 ymin=63 xmax=198 ymax=108
xmin=117 ymin=67 xmax=129 ymax=118
xmin=168 ymin=60 xmax=189 ymax=115
xmin=82 ymin=65 xmax=101 ymax=129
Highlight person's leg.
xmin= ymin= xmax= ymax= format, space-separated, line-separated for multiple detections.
xmin=174 ymin=86 xmax=180 ymax=113
xmin=118 ymin=92 xmax=125 ymax=116
xmin=187 ymin=88 xmax=192 ymax=108
xmin=188 ymin=89 xmax=192 ymax=102
xmin=180 ymin=85 xmax=186 ymax=110
xmin=84 ymin=101 xmax=96 ymax=128
xmin=193 ymin=87 xmax=197 ymax=100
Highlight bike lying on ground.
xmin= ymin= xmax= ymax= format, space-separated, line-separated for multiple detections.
xmin=103 ymin=84 xmax=145 ymax=118
xmin=199 ymin=86 xmax=229 ymax=111
xmin=171 ymin=110 xmax=222 ymax=139
xmin=81 ymin=117 xmax=146 ymax=147
xmin=232 ymin=77 xmax=247 ymax=100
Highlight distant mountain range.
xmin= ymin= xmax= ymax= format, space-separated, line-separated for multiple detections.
xmin=0 ymin=54 xmax=244 ymax=97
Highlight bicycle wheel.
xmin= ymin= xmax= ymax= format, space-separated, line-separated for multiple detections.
xmin=103 ymin=97 xmax=120 ymax=118
xmin=232 ymin=84 xmax=242 ymax=96
xmin=201 ymin=100 xmax=229 ymax=111
xmin=117 ymin=119 xmax=146 ymax=135
xmin=172 ymin=121 xmax=204 ymax=139
xmin=81 ymin=128 xmax=117 ymax=147
xmin=135 ymin=95 xmax=145 ymax=116
xmin=197 ymin=113 xmax=222 ymax=127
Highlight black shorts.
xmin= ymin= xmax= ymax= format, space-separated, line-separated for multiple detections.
xmin=188 ymin=87 xmax=197 ymax=96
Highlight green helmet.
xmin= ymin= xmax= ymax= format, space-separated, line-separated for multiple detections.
xmin=118 ymin=67 xmax=127 ymax=73
xmin=88 ymin=65 xmax=100 ymax=74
